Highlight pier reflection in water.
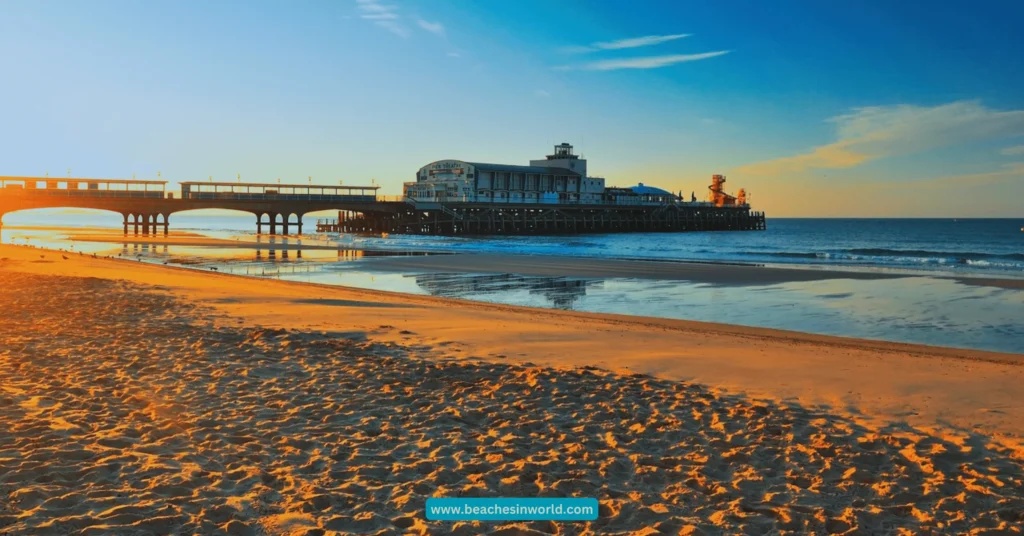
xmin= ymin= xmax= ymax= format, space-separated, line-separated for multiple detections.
xmin=409 ymin=272 xmax=599 ymax=310
xmin=121 ymin=243 xmax=169 ymax=258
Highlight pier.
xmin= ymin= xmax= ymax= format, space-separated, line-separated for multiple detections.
xmin=317 ymin=201 xmax=766 ymax=235
xmin=2 ymin=176 xmax=765 ymax=237
xmin=0 ymin=177 xmax=387 ymax=236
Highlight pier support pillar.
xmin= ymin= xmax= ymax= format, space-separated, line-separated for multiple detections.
xmin=122 ymin=214 xmax=129 ymax=236
xmin=269 ymin=213 xmax=278 ymax=236
xmin=256 ymin=214 xmax=263 ymax=235
xmin=133 ymin=213 xmax=140 ymax=236
xmin=297 ymin=216 xmax=303 ymax=236
xmin=162 ymin=214 xmax=169 ymax=236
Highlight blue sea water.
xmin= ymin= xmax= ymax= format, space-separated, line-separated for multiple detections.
xmin=3 ymin=211 xmax=1023 ymax=277
xmin=349 ymin=218 xmax=1024 ymax=277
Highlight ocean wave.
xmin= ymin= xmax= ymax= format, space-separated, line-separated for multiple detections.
xmin=752 ymin=249 xmax=1024 ymax=264
xmin=346 ymin=231 xmax=1024 ymax=274
xmin=844 ymin=248 xmax=1024 ymax=262
xmin=760 ymin=252 xmax=822 ymax=259
xmin=745 ymin=249 xmax=1024 ymax=272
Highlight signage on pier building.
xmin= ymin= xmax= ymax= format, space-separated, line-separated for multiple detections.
xmin=420 ymin=160 xmax=476 ymax=181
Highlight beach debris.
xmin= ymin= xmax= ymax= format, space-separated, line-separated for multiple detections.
xmin=62 ymin=255 xmax=69 ymax=260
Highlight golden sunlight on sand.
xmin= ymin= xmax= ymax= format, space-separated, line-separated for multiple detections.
xmin=1 ymin=247 xmax=1023 ymax=534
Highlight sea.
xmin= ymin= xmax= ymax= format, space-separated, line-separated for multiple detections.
xmin=3 ymin=211 xmax=1023 ymax=354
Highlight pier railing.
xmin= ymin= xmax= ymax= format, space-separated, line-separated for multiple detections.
xmin=400 ymin=196 xmax=751 ymax=209
xmin=0 ymin=188 xmax=166 ymax=199
xmin=180 ymin=192 xmax=377 ymax=202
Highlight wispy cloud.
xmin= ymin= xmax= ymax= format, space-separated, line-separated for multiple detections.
xmin=376 ymin=20 xmax=409 ymax=37
xmin=534 ymin=89 xmax=550 ymax=98
xmin=557 ymin=51 xmax=728 ymax=71
xmin=416 ymin=18 xmax=445 ymax=37
xmin=446 ymin=52 xmax=461 ymax=58
xmin=879 ymin=162 xmax=1024 ymax=189
xmin=736 ymin=100 xmax=1024 ymax=176
xmin=356 ymin=0 xmax=409 ymax=37
xmin=1000 ymin=145 xmax=1024 ymax=156
xmin=560 ymin=33 xmax=691 ymax=54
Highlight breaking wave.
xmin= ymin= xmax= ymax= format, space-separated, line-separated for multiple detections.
xmin=753 ymin=249 xmax=1024 ymax=271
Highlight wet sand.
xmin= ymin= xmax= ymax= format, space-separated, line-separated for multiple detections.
xmin=365 ymin=252 xmax=1024 ymax=289
xmin=62 ymin=229 xmax=343 ymax=251
xmin=951 ymin=276 xmax=1024 ymax=290
xmin=2 ymin=244 xmax=1024 ymax=534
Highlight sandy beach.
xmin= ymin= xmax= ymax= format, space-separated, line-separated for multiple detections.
xmin=2 ymin=242 xmax=1024 ymax=535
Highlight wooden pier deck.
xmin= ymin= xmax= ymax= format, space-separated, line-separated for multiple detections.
xmin=318 ymin=202 xmax=766 ymax=236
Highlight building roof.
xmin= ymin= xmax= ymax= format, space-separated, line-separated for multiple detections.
xmin=630 ymin=183 xmax=675 ymax=196
xmin=180 ymin=181 xmax=378 ymax=190
xmin=468 ymin=162 xmax=581 ymax=176
xmin=0 ymin=176 xmax=167 ymax=185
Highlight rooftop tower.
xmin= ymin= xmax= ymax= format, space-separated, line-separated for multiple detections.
xmin=530 ymin=142 xmax=586 ymax=178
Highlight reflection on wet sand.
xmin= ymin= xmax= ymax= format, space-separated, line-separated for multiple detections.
xmin=410 ymin=272 xmax=600 ymax=310
xmin=120 ymin=243 xmax=169 ymax=257
xmin=256 ymin=247 xmax=302 ymax=260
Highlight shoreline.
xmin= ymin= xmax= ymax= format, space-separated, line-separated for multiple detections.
xmin=7 ymin=243 xmax=1021 ymax=363
xmin=3 ymin=242 xmax=1023 ymax=444
xmin=8 ymin=224 xmax=1024 ymax=289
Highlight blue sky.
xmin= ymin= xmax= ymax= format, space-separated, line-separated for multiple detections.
xmin=1 ymin=0 xmax=1023 ymax=216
